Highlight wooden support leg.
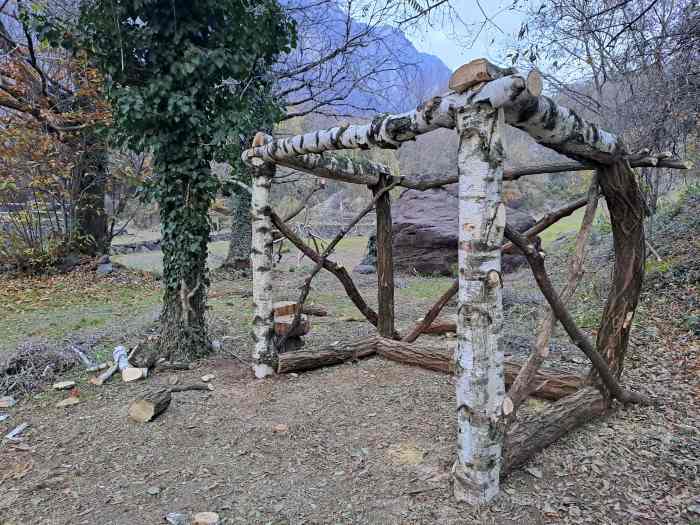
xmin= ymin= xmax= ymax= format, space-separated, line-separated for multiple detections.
xmin=251 ymin=150 xmax=276 ymax=378
xmin=374 ymin=174 xmax=395 ymax=339
xmin=453 ymin=106 xmax=506 ymax=504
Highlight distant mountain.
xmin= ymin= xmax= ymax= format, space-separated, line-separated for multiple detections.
xmin=281 ymin=2 xmax=452 ymax=116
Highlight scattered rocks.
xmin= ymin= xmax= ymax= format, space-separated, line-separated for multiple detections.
xmin=201 ymin=374 xmax=215 ymax=383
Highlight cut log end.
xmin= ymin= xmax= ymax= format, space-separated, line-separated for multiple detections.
xmin=526 ymin=69 xmax=543 ymax=97
xmin=274 ymin=315 xmax=310 ymax=337
xmin=128 ymin=388 xmax=172 ymax=423
xmin=449 ymin=58 xmax=496 ymax=93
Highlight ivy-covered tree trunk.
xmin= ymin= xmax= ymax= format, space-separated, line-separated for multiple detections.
xmin=157 ymin=153 xmax=213 ymax=362
xmin=222 ymin=188 xmax=252 ymax=272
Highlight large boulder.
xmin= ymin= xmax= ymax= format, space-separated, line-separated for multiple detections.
xmin=392 ymin=185 xmax=537 ymax=276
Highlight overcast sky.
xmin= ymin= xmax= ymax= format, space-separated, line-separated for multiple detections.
xmin=402 ymin=1 xmax=528 ymax=71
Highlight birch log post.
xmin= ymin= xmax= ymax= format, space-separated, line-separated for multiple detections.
xmin=452 ymin=105 xmax=507 ymax=504
xmin=250 ymin=135 xmax=276 ymax=378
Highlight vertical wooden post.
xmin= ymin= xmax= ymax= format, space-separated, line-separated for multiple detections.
xmin=373 ymin=174 xmax=395 ymax=338
xmin=453 ymin=106 xmax=506 ymax=503
xmin=250 ymin=135 xmax=276 ymax=378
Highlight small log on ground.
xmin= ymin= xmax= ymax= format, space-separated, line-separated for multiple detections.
xmin=276 ymin=337 xmax=377 ymax=373
xmin=128 ymin=388 xmax=172 ymax=423
xmin=274 ymin=315 xmax=310 ymax=337
xmin=89 ymin=362 xmax=118 ymax=385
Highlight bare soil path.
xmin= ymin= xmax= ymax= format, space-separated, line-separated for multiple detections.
xmin=1 ymin=215 xmax=698 ymax=524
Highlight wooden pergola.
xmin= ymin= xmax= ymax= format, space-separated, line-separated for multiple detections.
xmin=241 ymin=59 xmax=691 ymax=504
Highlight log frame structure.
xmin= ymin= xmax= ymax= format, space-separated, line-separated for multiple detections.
xmin=242 ymin=59 xmax=690 ymax=504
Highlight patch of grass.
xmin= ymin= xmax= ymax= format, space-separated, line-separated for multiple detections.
xmin=114 ymin=240 xmax=230 ymax=274
xmin=0 ymin=269 xmax=161 ymax=356
xmin=400 ymin=277 xmax=454 ymax=301
xmin=539 ymin=207 xmax=607 ymax=248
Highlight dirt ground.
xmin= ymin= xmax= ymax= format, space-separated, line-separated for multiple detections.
xmin=1 ymin=219 xmax=699 ymax=524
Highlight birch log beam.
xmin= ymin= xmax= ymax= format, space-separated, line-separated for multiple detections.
xmin=453 ymin=105 xmax=507 ymax=504
xmin=251 ymin=136 xmax=276 ymax=378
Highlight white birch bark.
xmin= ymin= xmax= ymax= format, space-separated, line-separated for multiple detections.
xmin=251 ymin=160 xmax=276 ymax=378
xmin=453 ymin=105 xmax=506 ymax=504
xmin=242 ymin=73 xmax=634 ymax=168
xmin=242 ymin=92 xmax=468 ymax=162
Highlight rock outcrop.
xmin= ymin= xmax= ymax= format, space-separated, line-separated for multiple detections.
xmin=392 ymin=185 xmax=537 ymax=276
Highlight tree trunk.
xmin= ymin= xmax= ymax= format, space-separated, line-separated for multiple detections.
xmin=590 ymin=162 xmax=646 ymax=380
xmin=374 ymin=176 xmax=395 ymax=338
xmin=73 ymin=144 xmax=109 ymax=255
xmin=251 ymin=160 xmax=276 ymax=378
xmin=157 ymin=153 xmax=212 ymax=362
xmin=159 ymin=238 xmax=210 ymax=362
xmin=223 ymin=188 xmax=252 ymax=272
xmin=453 ymin=106 xmax=506 ymax=504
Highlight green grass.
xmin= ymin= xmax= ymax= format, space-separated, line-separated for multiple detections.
xmin=539 ymin=207 xmax=606 ymax=248
xmin=113 ymin=240 xmax=230 ymax=274
xmin=400 ymin=277 xmax=454 ymax=301
xmin=0 ymin=271 xmax=161 ymax=356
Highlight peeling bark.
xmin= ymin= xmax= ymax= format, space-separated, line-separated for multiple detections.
xmin=453 ymin=105 xmax=506 ymax=504
xmin=251 ymin=161 xmax=276 ymax=378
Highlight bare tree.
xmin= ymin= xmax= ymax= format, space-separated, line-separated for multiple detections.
xmin=223 ymin=0 xmax=427 ymax=271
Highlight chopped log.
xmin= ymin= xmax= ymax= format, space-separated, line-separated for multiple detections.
xmin=52 ymin=381 xmax=76 ymax=390
xmin=273 ymin=301 xmax=300 ymax=317
xmin=90 ymin=363 xmax=119 ymax=385
xmin=122 ymin=367 xmax=148 ymax=383
xmin=374 ymin=175 xmax=395 ymax=338
xmin=449 ymin=58 xmax=515 ymax=93
xmin=274 ymin=315 xmax=310 ymax=337
xmin=128 ymin=388 xmax=172 ymax=423
xmin=5 ymin=422 xmax=29 ymax=440
xmin=276 ymin=338 xmax=377 ymax=373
